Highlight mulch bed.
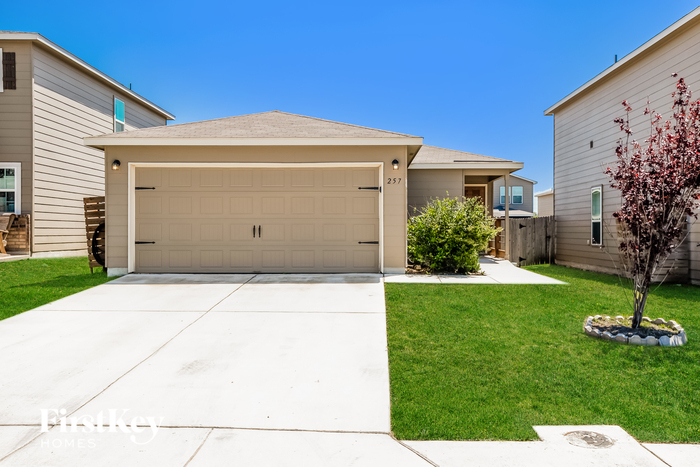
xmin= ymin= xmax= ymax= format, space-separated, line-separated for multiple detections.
xmin=591 ymin=316 xmax=680 ymax=339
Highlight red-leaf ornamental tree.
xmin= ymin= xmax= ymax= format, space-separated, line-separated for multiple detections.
xmin=606 ymin=76 xmax=700 ymax=328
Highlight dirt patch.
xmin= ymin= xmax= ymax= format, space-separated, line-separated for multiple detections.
xmin=591 ymin=316 xmax=679 ymax=339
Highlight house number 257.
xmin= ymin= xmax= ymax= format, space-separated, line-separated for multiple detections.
xmin=387 ymin=178 xmax=402 ymax=184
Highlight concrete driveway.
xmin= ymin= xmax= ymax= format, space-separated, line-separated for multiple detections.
xmin=0 ymin=274 xmax=431 ymax=466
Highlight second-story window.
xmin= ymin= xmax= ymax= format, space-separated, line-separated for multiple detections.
xmin=1 ymin=50 xmax=16 ymax=91
xmin=114 ymin=98 xmax=125 ymax=132
xmin=500 ymin=186 xmax=524 ymax=205
xmin=512 ymin=186 xmax=523 ymax=204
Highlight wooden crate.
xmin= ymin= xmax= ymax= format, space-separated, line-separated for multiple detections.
xmin=84 ymin=196 xmax=106 ymax=273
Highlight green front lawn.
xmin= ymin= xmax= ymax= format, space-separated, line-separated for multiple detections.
xmin=0 ymin=257 xmax=114 ymax=321
xmin=385 ymin=265 xmax=700 ymax=443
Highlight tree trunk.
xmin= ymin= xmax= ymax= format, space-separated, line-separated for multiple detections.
xmin=631 ymin=282 xmax=649 ymax=329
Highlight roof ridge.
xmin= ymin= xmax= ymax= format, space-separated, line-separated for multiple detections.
xmin=420 ymin=144 xmax=516 ymax=162
xmin=121 ymin=111 xmax=280 ymax=133
xmin=272 ymin=110 xmax=417 ymax=137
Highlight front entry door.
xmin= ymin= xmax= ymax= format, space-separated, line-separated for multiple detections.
xmin=464 ymin=186 xmax=486 ymax=204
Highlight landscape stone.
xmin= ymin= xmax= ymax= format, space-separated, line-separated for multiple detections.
xmin=652 ymin=318 xmax=666 ymax=325
xmin=629 ymin=335 xmax=643 ymax=345
xmin=614 ymin=334 xmax=628 ymax=343
xmin=659 ymin=336 xmax=671 ymax=346
xmin=642 ymin=336 xmax=658 ymax=346
xmin=602 ymin=332 xmax=614 ymax=340
xmin=668 ymin=320 xmax=678 ymax=327
xmin=642 ymin=317 xmax=651 ymax=322
xmin=594 ymin=315 xmax=602 ymax=320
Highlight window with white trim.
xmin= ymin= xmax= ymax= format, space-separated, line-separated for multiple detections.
xmin=114 ymin=97 xmax=125 ymax=132
xmin=512 ymin=186 xmax=523 ymax=204
xmin=500 ymin=186 xmax=524 ymax=205
xmin=0 ymin=163 xmax=20 ymax=214
xmin=591 ymin=186 xmax=602 ymax=245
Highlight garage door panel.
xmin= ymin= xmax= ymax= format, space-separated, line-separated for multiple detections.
xmin=135 ymin=167 xmax=380 ymax=273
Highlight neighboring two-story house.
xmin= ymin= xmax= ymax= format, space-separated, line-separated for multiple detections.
xmin=0 ymin=31 xmax=173 ymax=257
xmin=491 ymin=174 xmax=536 ymax=218
xmin=545 ymin=7 xmax=700 ymax=283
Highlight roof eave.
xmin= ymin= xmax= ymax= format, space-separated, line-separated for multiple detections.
xmin=544 ymin=6 xmax=700 ymax=116
xmin=83 ymin=136 xmax=424 ymax=149
xmin=409 ymin=162 xmax=524 ymax=170
xmin=0 ymin=32 xmax=175 ymax=120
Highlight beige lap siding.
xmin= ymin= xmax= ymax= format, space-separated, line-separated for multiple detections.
xmin=106 ymin=146 xmax=407 ymax=272
xmin=30 ymin=44 xmax=166 ymax=254
xmin=551 ymin=19 xmax=700 ymax=279
xmin=134 ymin=167 xmax=380 ymax=273
xmin=0 ymin=41 xmax=33 ymax=214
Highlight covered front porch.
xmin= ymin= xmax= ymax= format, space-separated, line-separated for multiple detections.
xmin=406 ymin=145 xmax=524 ymax=260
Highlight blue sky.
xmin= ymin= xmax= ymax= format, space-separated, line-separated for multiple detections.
xmin=4 ymin=1 xmax=700 ymax=190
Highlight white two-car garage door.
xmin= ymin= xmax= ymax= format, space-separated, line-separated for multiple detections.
xmin=134 ymin=167 xmax=380 ymax=273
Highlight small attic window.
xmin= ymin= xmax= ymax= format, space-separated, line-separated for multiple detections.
xmin=1 ymin=51 xmax=16 ymax=91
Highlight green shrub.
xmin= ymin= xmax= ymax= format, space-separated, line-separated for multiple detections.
xmin=408 ymin=195 xmax=500 ymax=273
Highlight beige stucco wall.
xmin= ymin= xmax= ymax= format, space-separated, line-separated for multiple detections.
xmin=30 ymin=43 xmax=167 ymax=254
xmin=0 ymin=40 xmax=33 ymax=214
xmin=537 ymin=193 xmax=553 ymax=217
xmin=407 ymin=168 xmax=463 ymax=213
xmin=104 ymin=145 xmax=408 ymax=273
xmin=550 ymin=19 xmax=700 ymax=281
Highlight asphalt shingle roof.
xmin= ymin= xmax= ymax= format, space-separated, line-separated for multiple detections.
xmin=411 ymin=145 xmax=515 ymax=164
xmin=95 ymin=110 xmax=419 ymax=139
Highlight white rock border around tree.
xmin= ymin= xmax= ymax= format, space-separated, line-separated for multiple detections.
xmin=583 ymin=316 xmax=687 ymax=347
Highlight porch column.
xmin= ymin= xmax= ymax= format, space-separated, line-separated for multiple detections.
xmin=504 ymin=173 xmax=510 ymax=261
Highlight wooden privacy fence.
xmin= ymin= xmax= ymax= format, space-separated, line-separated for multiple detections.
xmin=84 ymin=196 xmax=106 ymax=273
xmin=508 ymin=216 xmax=555 ymax=266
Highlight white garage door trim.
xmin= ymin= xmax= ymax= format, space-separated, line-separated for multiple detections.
xmin=127 ymin=162 xmax=385 ymax=274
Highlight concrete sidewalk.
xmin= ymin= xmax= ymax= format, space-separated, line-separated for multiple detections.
xmin=384 ymin=256 xmax=566 ymax=284
xmin=0 ymin=273 xmax=694 ymax=466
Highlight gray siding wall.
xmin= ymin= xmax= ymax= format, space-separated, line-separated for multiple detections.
xmin=551 ymin=20 xmax=700 ymax=281
xmin=492 ymin=177 xmax=534 ymax=213
xmin=31 ymin=44 xmax=166 ymax=253
xmin=0 ymin=41 xmax=33 ymax=214
xmin=407 ymin=168 xmax=463 ymax=213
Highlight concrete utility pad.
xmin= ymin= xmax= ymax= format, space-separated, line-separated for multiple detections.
xmin=36 ymin=274 xmax=253 ymax=312
xmin=72 ymin=311 xmax=391 ymax=432
xmin=0 ymin=310 xmax=202 ymax=424
xmin=212 ymin=274 xmax=385 ymax=313
xmin=188 ymin=429 xmax=432 ymax=467
xmin=2 ymin=428 xmax=211 ymax=467
xmin=643 ymin=443 xmax=700 ymax=467
xmin=406 ymin=425 xmax=666 ymax=467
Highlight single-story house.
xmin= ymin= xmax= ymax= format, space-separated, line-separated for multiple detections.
xmin=545 ymin=7 xmax=700 ymax=283
xmin=84 ymin=112 xmax=525 ymax=275
xmin=491 ymin=174 xmax=536 ymax=218
xmin=0 ymin=32 xmax=173 ymax=257
xmin=406 ymin=145 xmax=524 ymax=215
xmin=535 ymin=189 xmax=553 ymax=217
